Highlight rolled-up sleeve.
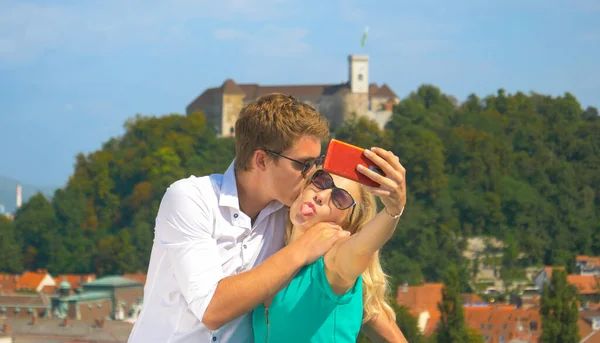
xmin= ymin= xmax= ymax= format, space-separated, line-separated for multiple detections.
xmin=155 ymin=180 xmax=224 ymax=322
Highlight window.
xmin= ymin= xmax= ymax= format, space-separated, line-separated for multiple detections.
xmin=530 ymin=321 xmax=538 ymax=331
xmin=499 ymin=335 xmax=505 ymax=343
xmin=358 ymin=74 xmax=363 ymax=81
xmin=488 ymin=324 xmax=492 ymax=330
xmin=503 ymin=324 xmax=508 ymax=330
xmin=480 ymin=324 xmax=485 ymax=330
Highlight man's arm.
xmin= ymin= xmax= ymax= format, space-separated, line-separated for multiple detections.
xmin=202 ymin=227 xmax=344 ymax=330
xmin=158 ymin=181 xmax=349 ymax=331
xmin=362 ymin=314 xmax=408 ymax=343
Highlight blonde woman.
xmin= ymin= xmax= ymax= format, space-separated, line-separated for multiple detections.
xmin=253 ymin=148 xmax=408 ymax=342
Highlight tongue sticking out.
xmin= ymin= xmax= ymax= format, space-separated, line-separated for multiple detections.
xmin=300 ymin=203 xmax=315 ymax=216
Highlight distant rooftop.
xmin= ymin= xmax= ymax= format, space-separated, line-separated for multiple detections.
xmin=83 ymin=276 xmax=143 ymax=289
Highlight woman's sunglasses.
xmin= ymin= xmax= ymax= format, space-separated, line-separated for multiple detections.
xmin=310 ymin=170 xmax=356 ymax=216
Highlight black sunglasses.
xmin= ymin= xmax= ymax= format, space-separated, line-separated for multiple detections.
xmin=264 ymin=149 xmax=324 ymax=175
xmin=310 ymin=170 xmax=356 ymax=217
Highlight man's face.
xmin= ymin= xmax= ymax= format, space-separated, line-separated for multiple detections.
xmin=265 ymin=135 xmax=322 ymax=207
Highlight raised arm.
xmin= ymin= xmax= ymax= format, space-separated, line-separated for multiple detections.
xmin=158 ymin=181 xmax=350 ymax=331
xmin=325 ymin=148 xmax=406 ymax=287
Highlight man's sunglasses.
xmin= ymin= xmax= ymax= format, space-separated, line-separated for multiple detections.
xmin=264 ymin=149 xmax=324 ymax=175
xmin=310 ymin=170 xmax=356 ymax=217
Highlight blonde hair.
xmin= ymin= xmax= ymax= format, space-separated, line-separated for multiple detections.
xmin=285 ymin=171 xmax=396 ymax=323
xmin=234 ymin=93 xmax=330 ymax=171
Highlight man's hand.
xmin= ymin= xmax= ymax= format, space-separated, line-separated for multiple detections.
xmin=357 ymin=147 xmax=406 ymax=217
xmin=288 ymin=222 xmax=350 ymax=265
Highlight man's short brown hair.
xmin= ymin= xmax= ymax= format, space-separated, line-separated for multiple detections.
xmin=234 ymin=93 xmax=330 ymax=171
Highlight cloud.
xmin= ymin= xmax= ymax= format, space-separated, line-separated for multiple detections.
xmin=214 ymin=29 xmax=248 ymax=40
xmin=216 ymin=25 xmax=311 ymax=57
xmin=581 ymin=32 xmax=599 ymax=41
xmin=0 ymin=0 xmax=300 ymax=64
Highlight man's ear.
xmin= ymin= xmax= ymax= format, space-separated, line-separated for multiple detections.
xmin=254 ymin=150 xmax=269 ymax=171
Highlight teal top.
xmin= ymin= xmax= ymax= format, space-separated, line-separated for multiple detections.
xmin=252 ymin=256 xmax=363 ymax=342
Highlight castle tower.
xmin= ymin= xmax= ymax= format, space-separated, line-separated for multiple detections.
xmin=16 ymin=184 xmax=22 ymax=209
xmin=348 ymin=55 xmax=369 ymax=93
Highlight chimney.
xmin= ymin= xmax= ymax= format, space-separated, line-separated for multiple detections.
xmin=31 ymin=312 xmax=38 ymax=325
xmin=402 ymin=282 xmax=408 ymax=293
xmin=16 ymin=184 xmax=22 ymax=209
xmin=2 ymin=323 xmax=11 ymax=334
xmin=95 ymin=318 xmax=105 ymax=328
xmin=62 ymin=317 xmax=70 ymax=327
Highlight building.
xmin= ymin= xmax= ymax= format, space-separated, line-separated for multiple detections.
xmin=51 ymin=276 xmax=144 ymax=321
xmin=186 ymin=54 xmax=399 ymax=136
xmin=577 ymin=255 xmax=600 ymax=276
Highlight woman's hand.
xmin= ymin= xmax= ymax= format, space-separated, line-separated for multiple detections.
xmin=357 ymin=147 xmax=406 ymax=217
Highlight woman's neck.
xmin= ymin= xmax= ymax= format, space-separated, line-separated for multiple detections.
xmin=288 ymin=224 xmax=304 ymax=244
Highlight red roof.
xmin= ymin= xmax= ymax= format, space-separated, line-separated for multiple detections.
xmin=15 ymin=272 xmax=47 ymax=291
xmin=568 ymin=275 xmax=599 ymax=295
xmin=464 ymin=306 xmax=541 ymax=343
xmin=396 ymin=283 xmax=444 ymax=335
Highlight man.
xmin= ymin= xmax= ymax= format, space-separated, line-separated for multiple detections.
xmin=128 ymin=93 xmax=406 ymax=342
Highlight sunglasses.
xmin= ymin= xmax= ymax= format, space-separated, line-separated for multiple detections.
xmin=310 ymin=170 xmax=356 ymax=217
xmin=264 ymin=149 xmax=324 ymax=175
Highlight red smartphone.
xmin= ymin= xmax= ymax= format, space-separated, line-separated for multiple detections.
xmin=322 ymin=139 xmax=384 ymax=187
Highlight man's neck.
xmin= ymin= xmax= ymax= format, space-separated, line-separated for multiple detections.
xmin=235 ymin=169 xmax=274 ymax=222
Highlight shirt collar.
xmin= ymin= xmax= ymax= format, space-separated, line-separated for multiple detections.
xmin=219 ymin=160 xmax=241 ymax=209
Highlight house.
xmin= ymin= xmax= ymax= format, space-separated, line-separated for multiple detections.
xmin=0 ymin=293 xmax=51 ymax=319
xmin=534 ymin=266 xmax=565 ymax=291
xmin=396 ymin=283 xmax=444 ymax=335
xmin=568 ymin=275 xmax=600 ymax=304
xmin=14 ymin=270 xmax=55 ymax=293
xmin=577 ymin=256 xmax=600 ymax=276
xmin=0 ymin=274 xmax=18 ymax=295
xmin=53 ymin=274 xmax=96 ymax=293
xmin=52 ymin=276 xmax=144 ymax=321
xmin=463 ymin=305 xmax=541 ymax=343
xmin=579 ymin=310 xmax=600 ymax=343
xmin=186 ymin=54 xmax=399 ymax=136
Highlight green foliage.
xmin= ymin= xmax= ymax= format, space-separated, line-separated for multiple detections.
xmin=540 ymin=268 xmax=580 ymax=343
xmin=9 ymin=111 xmax=234 ymax=275
xmin=436 ymin=266 xmax=469 ymax=343
xmin=7 ymin=86 xmax=600 ymax=290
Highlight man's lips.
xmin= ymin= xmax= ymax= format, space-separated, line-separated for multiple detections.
xmin=300 ymin=202 xmax=316 ymax=216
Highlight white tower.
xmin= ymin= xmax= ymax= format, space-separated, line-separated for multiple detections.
xmin=16 ymin=184 xmax=22 ymax=209
xmin=348 ymin=55 xmax=369 ymax=93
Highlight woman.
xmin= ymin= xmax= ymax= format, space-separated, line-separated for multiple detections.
xmin=252 ymin=148 xmax=407 ymax=342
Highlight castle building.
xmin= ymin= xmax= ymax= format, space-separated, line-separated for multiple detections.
xmin=186 ymin=55 xmax=399 ymax=137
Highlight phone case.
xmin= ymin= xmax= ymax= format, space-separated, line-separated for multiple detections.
xmin=323 ymin=139 xmax=384 ymax=187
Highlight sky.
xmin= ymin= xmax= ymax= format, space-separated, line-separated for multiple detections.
xmin=0 ymin=0 xmax=598 ymax=187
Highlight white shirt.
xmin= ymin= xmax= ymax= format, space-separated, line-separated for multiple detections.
xmin=128 ymin=162 xmax=288 ymax=343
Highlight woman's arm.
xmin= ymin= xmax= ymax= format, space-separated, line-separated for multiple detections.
xmin=362 ymin=313 xmax=408 ymax=343
xmin=325 ymin=147 xmax=406 ymax=290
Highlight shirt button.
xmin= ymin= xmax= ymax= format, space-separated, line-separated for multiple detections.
xmin=243 ymin=244 xmax=247 ymax=249
xmin=233 ymin=213 xmax=238 ymax=218
xmin=212 ymin=337 xmax=217 ymax=341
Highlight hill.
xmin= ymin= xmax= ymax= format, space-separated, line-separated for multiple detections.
xmin=0 ymin=175 xmax=57 ymax=213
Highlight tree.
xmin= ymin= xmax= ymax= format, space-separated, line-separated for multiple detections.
xmin=0 ymin=216 xmax=24 ymax=273
xmin=540 ymin=268 xmax=580 ymax=343
xmin=436 ymin=266 xmax=469 ymax=343
xmin=391 ymin=302 xmax=424 ymax=343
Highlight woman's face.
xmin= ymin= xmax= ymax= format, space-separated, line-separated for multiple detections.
xmin=289 ymin=171 xmax=361 ymax=231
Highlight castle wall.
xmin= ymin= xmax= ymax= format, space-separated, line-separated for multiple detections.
xmin=342 ymin=93 xmax=369 ymax=122
xmin=318 ymin=95 xmax=345 ymax=130
xmin=222 ymin=94 xmax=245 ymax=137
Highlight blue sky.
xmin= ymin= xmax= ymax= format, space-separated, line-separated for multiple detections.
xmin=0 ymin=0 xmax=598 ymax=187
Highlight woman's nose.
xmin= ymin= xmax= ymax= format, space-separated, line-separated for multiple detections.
xmin=313 ymin=189 xmax=331 ymax=206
